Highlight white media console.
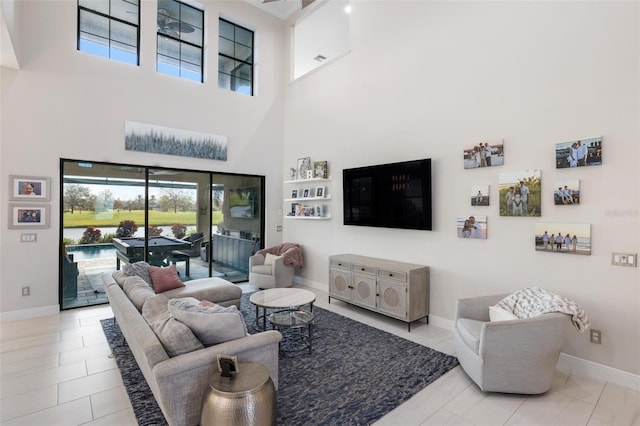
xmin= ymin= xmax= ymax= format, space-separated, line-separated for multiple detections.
xmin=328 ymin=254 xmax=429 ymax=331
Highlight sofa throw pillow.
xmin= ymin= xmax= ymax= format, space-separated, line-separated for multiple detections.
xmin=263 ymin=253 xmax=280 ymax=265
xmin=122 ymin=261 xmax=152 ymax=286
xmin=168 ymin=297 xmax=248 ymax=345
xmin=123 ymin=276 xmax=156 ymax=311
xmin=141 ymin=294 xmax=203 ymax=357
xmin=149 ymin=265 xmax=185 ymax=293
xmin=489 ymin=305 xmax=519 ymax=322
xmin=112 ymin=270 xmax=128 ymax=288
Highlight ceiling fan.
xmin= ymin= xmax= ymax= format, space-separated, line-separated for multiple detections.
xmin=157 ymin=9 xmax=195 ymax=38
xmin=262 ymin=0 xmax=316 ymax=10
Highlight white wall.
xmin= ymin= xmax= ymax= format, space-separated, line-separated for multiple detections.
xmin=0 ymin=1 xmax=287 ymax=316
xmin=283 ymin=1 xmax=640 ymax=375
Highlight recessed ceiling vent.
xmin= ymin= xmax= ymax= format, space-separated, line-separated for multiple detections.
xmin=314 ymin=54 xmax=327 ymax=62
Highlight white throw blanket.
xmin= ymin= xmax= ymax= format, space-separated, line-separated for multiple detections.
xmin=496 ymin=287 xmax=590 ymax=332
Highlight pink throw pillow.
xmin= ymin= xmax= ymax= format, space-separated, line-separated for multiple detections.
xmin=149 ymin=265 xmax=185 ymax=293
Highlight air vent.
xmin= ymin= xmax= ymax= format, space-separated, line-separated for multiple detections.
xmin=313 ymin=55 xmax=327 ymax=62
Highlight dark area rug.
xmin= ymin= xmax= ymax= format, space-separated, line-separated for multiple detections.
xmin=101 ymin=293 xmax=459 ymax=425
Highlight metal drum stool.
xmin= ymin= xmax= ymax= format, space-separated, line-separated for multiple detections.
xmin=201 ymin=361 xmax=276 ymax=426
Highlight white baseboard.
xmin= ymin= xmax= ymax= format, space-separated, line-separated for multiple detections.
xmin=0 ymin=304 xmax=59 ymax=322
xmin=557 ymin=353 xmax=640 ymax=392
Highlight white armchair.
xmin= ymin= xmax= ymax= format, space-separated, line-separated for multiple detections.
xmin=454 ymin=293 xmax=570 ymax=394
xmin=248 ymin=243 xmax=302 ymax=289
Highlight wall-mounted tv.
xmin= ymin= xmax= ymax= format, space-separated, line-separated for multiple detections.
xmin=228 ymin=187 xmax=256 ymax=218
xmin=343 ymin=159 xmax=432 ymax=231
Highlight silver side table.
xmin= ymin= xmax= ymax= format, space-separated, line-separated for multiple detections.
xmin=201 ymin=361 xmax=276 ymax=426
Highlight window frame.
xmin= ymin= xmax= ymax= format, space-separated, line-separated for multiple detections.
xmin=218 ymin=17 xmax=254 ymax=96
xmin=77 ymin=0 xmax=141 ymax=65
xmin=156 ymin=0 xmax=205 ymax=83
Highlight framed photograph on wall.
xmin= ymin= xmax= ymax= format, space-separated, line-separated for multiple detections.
xmin=499 ymin=170 xmax=541 ymax=217
xmin=9 ymin=203 xmax=50 ymax=229
xmin=457 ymin=215 xmax=487 ymax=239
xmin=315 ymin=186 xmax=325 ymax=198
xmin=291 ymin=189 xmax=298 ymax=199
xmin=9 ymin=175 xmax=51 ymax=201
xmin=553 ymin=179 xmax=580 ymax=205
xmin=470 ymin=184 xmax=489 ymax=206
xmin=534 ymin=223 xmax=591 ymax=255
xmin=302 ymin=188 xmax=311 ymax=198
xmin=463 ymin=140 xmax=504 ymax=169
xmin=313 ymin=161 xmax=328 ymax=179
xmin=555 ymin=136 xmax=602 ymax=169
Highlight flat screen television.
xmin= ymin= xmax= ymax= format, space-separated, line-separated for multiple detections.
xmin=228 ymin=187 xmax=256 ymax=218
xmin=343 ymin=159 xmax=432 ymax=230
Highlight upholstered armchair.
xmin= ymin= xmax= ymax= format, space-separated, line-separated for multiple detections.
xmin=454 ymin=293 xmax=570 ymax=394
xmin=249 ymin=243 xmax=303 ymax=289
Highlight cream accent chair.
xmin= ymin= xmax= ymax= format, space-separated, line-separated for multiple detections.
xmin=454 ymin=294 xmax=570 ymax=394
xmin=249 ymin=243 xmax=304 ymax=289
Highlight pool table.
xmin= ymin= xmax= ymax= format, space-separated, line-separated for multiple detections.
xmin=112 ymin=236 xmax=192 ymax=268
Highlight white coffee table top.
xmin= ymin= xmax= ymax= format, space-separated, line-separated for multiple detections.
xmin=249 ymin=288 xmax=316 ymax=309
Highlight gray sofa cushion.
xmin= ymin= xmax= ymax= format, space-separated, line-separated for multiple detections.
xmin=162 ymin=277 xmax=242 ymax=306
xmin=123 ymin=276 xmax=156 ymax=311
xmin=112 ymin=270 xmax=128 ymax=287
xmin=122 ymin=261 xmax=152 ymax=286
xmin=168 ymin=297 xmax=248 ymax=345
xmin=142 ymin=294 xmax=204 ymax=357
xmin=456 ymin=318 xmax=484 ymax=354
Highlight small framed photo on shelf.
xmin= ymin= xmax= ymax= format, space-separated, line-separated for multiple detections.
xmin=291 ymin=189 xmax=298 ymax=199
xmin=8 ymin=203 xmax=50 ymax=229
xmin=315 ymin=186 xmax=325 ymax=198
xmin=313 ymin=161 xmax=328 ymax=179
xmin=302 ymin=188 xmax=311 ymax=198
xmin=297 ymin=157 xmax=311 ymax=180
xmin=9 ymin=175 xmax=51 ymax=201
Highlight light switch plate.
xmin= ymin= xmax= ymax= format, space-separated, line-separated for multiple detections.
xmin=612 ymin=253 xmax=637 ymax=267
xmin=20 ymin=233 xmax=37 ymax=242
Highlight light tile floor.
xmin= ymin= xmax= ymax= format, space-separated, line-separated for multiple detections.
xmin=1 ymin=284 xmax=638 ymax=425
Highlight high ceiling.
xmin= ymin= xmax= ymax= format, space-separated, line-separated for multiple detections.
xmin=243 ymin=0 xmax=309 ymax=20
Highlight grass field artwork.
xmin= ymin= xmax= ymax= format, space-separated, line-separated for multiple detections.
xmin=125 ymin=121 xmax=227 ymax=161
xmin=534 ymin=223 xmax=591 ymax=255
xmin=499 ymin=170 xmax=541 ymax=217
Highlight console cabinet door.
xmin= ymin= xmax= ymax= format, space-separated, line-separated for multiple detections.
xmin=329 ymin=267 xmax=351 ymax=300
xmin=350 ymin=272 xmax=377 ymax=309
xmin=377 ymin=279 xmax=407 ymax=320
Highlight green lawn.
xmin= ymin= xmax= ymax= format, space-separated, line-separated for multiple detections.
xmin=63 ymin=210 xmax=223 ymax=228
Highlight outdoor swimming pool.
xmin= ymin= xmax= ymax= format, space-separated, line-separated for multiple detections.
xmin=66 ymin=244 xmax=117 ymax=261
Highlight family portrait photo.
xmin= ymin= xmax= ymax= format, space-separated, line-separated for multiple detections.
xmin=470 ymin=184 xmax=489 ymax=206
xmin=534 ymin=223 xmax=591 ymax=255
xmin=499 ymin=170 xmax=541 ymax=217
xmin=554 ymin=179 xmax=580 ymax=205
xmin=463 ymin=139 xmax=504 ymax=169
xmin=8 ymin=204 xmax=50 ymax=229
xmin=457 ymin=215 xmax=487 ymax=239
xmin=555 ymin=136 xmax=602 ymax=168
xmin=9 ymin=175 xmax=50 ymax=201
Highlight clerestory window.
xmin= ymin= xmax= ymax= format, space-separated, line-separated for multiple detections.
xmin=218 ymin=18 xmax=254 ymax=96
xmin=78 ymin=0 xmax=140 ymax=65
xmin=156 ymin=0 xmax=204 ymax=82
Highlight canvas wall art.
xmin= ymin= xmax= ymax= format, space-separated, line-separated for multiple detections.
xmin=534 ymin=223 xmax=591 ymax=255
xmin=555 ymin=136 xmax=602 ymax=168
xmin=463 ymin=139 xmax=504 ymax=169
xmin=470 ymin=184 xmax=489 ymax=206
xmin=499 ymin=170 xmax=541 ymax=217
xmin=554 ymin=179 xmax=580 ymax=205
xmin=457 ymin=215 xmax=487 ymax=239
xmin=125 ymin=121 xmax=227 ymax=161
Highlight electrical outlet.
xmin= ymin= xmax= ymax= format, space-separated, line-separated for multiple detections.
xmin=22 ymin=286 xmax=30 ymax=296
xmin=276 ymin=225 xmax=283 ymax=232
xmin=590 ymin=329 xmax=602 ymax=344
xmin=612 ymin=253 xmax=637 ymax=267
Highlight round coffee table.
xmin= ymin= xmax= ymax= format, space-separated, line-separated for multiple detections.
xmin=269 ymin=309 xmax=314 ymax=354
xmin=249 ymin=288 xmax=316 ymax=331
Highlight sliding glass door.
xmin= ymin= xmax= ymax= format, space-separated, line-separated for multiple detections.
xmin=60 ymin=159 xmax=264 ymax=310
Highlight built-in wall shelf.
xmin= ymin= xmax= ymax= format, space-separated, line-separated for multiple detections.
xmin=284 ymin=215 xmax=332 ymax=220
xmin=284 ymin=195 xmax=332 ymax=202
xmin=284 ymin=177 xmax=331 ymax=184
